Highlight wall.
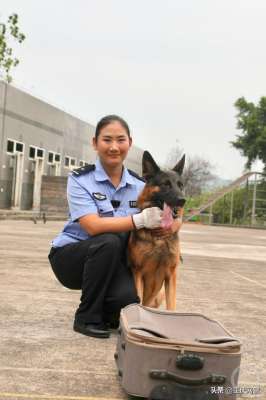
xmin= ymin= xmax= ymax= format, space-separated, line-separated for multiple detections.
xmin=0 ymin=81 xmax=143 ymax=210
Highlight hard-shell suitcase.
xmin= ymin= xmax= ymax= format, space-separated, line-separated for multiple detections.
xmin=115 ymin=304 xmax=241 ymax=400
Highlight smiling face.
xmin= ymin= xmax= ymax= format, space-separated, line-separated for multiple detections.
xmin=93 ymin=120 xmax=132 ymax=168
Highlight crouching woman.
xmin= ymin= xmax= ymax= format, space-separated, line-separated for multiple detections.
xmin=48 ymin=115 xmax=162 ymax=338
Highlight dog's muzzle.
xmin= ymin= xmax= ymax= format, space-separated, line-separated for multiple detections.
xmin=151 ymin=190 xmax=186 ymax=209
xmin=176 ymin=198 xmax=186 ymax=207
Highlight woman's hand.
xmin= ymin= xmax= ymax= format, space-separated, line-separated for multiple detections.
xmin=151 ymin=217 xmax=182 ymax=238
xmin=132 ymin=207 xmax=163 ymax=229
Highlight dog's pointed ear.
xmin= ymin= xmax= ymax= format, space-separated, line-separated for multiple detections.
xmin=173 ymin=154 xmax=185 ymax=175
xmin=142 ymin=151 xmax=160 ymax=179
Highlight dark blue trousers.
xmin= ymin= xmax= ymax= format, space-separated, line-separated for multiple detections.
xmin=48 ymin=233 xmax=139 ymax=324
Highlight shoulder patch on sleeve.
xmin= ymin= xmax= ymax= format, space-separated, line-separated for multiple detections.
xmin=72 ymin=164 xmax=95 ymax=176
xmin=128 ymin=169 xmax=146 ymax=183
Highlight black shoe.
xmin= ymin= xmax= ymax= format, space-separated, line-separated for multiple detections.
xmin=73 ymin=320 xmax=110 ymax=338
xmin=103 ymin=311 xmax=120 ymax=330
xmin=105 ymin=319 xmax=120 ymax=330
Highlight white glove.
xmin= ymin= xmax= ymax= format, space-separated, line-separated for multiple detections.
xmin=132 ymin=207 xmax=163 ymax=230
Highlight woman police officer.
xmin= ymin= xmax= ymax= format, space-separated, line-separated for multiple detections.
xmin=48 ymin=115 xmax=165 ymax=339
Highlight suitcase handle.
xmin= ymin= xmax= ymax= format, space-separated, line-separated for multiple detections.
xmin=149 ymin=369 xmax=226 ymax=386
xmin=130 ymin=327 xmax=168 ymax=338
xmin=196 ymin=336 xmax=241 ymax=345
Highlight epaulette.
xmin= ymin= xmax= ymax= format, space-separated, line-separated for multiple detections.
xmin=72 ymin=164 xmax=95 ymax=176
xmin=128 ymin=169 xmax=146 ymax=182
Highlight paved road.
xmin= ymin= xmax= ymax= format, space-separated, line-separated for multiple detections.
xmin=0 ymin=221 xmax=265 ymax=399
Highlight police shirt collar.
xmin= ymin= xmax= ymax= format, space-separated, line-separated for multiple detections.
xmin=123 ymin=168 xmax=135 ymax=186
xmin=94 ymin=159 xmax=135 ymax=186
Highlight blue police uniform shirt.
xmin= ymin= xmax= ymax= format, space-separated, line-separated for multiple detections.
xmin=52 ymin=158 xmax=145 ymax=247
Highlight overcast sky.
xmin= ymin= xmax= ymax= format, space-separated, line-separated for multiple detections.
xmin=1 ymin=0 xmax=265 ymax=179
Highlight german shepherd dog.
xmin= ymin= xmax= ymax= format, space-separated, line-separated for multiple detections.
xmin=128 ymin=151 xmax=186 ymax=310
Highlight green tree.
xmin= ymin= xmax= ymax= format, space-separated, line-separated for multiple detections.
xmin=212 ymin=180 xmax=266 ymax=226
xmin=231 ymin=97 xmax=266 ymax=172
xmin=0 ymin=13 xmax=26 ymax=83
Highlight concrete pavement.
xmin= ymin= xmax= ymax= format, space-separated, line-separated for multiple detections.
xmin=0 ymin=221 xmax=265 ymax=399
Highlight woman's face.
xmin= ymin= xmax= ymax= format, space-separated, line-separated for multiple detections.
xmin=93 ymin=121 xmax=132 ymax=168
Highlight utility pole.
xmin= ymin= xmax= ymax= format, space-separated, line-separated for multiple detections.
xmin=229 ymin=190 xmax=234 ymax=224
xmin=0 ymin=81 xmax=7 ymax=181
xmin=209 ymin=204 xmax=213 ymax=224
xmin=251 ymin=173 xmax=257 ymax=226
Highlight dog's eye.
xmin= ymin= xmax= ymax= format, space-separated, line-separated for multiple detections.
xmin=177 ymin=181 xmax=184 ymax=189
xmin=163 ymin=180 xmax=172 ymax=188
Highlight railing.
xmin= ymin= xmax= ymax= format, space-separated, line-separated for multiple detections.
xmin=185 ymin=172 xmax=266 ymax=227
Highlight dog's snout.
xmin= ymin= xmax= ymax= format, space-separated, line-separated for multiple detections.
xmin=177 ymin=198 xmax=186 ymax=207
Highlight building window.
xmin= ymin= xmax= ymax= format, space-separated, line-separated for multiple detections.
xmin=54 ymin=153 xmax=61 ymax=163
xmin=29 ymin=146 xmax=36 ymax=159
xmin=48 ymin=151 xmax=61 ymax=164
xmin=65 ymin=156 xmax=70 ymax=167
xmin=48 ymin=152 xmax=54 ymax=163
xmin=7 ymin=139 xmax=24 ymax=154
xmin=7 ymin=140 xmax=14 ymax=153
xmin=64 ymin=156 xmax=76 ymax=169
xmin=16 ymin=142 xmax=24 ymax=152
xmin=29 ymin=145 xmax=44 ymax=160
xmin=79 ymin=160 xmax=90 ymax=167
xmin=37 ymin=148 xmax=44 ymax=159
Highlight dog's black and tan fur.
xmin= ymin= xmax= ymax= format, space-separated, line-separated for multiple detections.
xmin=128 ymin=151 xmax=186 ymax=310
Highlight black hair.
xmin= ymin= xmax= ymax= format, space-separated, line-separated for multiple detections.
xmin=94 ymin=115 xmax=131 ymax=141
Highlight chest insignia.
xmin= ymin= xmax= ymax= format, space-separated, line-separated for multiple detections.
xmin=93 ymin=192 xmax=107 ymax=201
xmin=111 ymin=200 xmax=121 ymax=209
xmin=129 ymin=200 xmax=137 ymax=208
